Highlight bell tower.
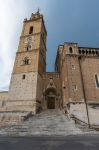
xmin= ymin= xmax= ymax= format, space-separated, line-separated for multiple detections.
xmin=8 ymin=11 xmax=47 ymax=113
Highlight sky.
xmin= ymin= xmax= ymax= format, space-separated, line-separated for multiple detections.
xmin=0 ymin=0 xmax=99 ymax=91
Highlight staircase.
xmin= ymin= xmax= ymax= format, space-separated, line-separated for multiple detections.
xmin=0 ymin=109 xmax=83 ymax=136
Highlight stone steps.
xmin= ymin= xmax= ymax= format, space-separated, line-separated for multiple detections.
xmin=0 ymin=109 xmax=95 ymax=136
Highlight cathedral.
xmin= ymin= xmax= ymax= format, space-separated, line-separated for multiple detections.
xmin=0 ymin=11 xmax=99 ymax=124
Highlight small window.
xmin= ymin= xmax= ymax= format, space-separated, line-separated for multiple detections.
xmin=95 ymin=74 xmax=99 ymax=88
xmin=22 ymin=74 xmax=26 ymax=79
xmin=27 ymin=47 xmax=29 ymax=51
xmin=29 ymin=26 xmax=33 ymax=34
xmin=69 ymin=47 xmax=73 ymax=53
xmin=72 ymin=65 xmax=75 ymax=69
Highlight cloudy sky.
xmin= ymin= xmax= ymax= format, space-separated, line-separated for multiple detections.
xmin=0 ymin=0 xmax=99 ymax=91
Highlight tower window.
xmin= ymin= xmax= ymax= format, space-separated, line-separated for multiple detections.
xmin=95 ymin=74 xmax=99 ymax=88
xmin=23 ymin=57 xmax=29 ymax=65
xmin=69 ymin=47 xmax=73 ymax=53
xmin=96 ymin=51 xmax=98 ymax=55
xmin=22 ymin=74 xmax=26 ymax=79
xmin=29 ymin=26 xmax=33 ymax=34
xmin=79 ymin=50 xmax=81 ymax=54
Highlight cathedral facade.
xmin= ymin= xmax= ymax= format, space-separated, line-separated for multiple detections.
xmin=0 ymin=12 xmax=99 ymax=120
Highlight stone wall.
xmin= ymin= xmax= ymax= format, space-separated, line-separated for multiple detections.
xmin=22 ymin=18 xmax=42 ymax=37
xmin=57 ymin=44 xmax=84 ymax=106
xmin=0 ymin=92 xmax=8 ymax=101
xmin=9 ymin=72 xmax=37 ymax=101
xmin=4 ymin=100 xmax=36 ymax=112
xmin=69 ymin=102 xmax=99 ymax=126
xmin=13 ymin=51 xmax=39 ymax=73
xmin=36 ymin=73 xmax=44 ymax=111
xmin=81 ymin=57 xmax=99 ymax=101
xmin=7 ymin=72 xmax=38 ymax=113
xmin=69 ymin=102 xmax=88 ymax=123
xmin=65 ymin=56 xmax=84 ymax=102
xmin=0 ymin=92 xmax=8 ymax=108
xmin=87 ymin=104 xmax=99 ymax=125
xmin=56 ymin=43 xmax=99 ymax=107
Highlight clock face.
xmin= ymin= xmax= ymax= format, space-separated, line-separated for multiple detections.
xmin=27 ymin=36 xmax=32 ymax=44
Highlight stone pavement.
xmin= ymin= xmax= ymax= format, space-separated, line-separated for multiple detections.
xmin=0 ymin=109 xmax=97 ymax=136
xmin=1 ymin=135 xmax=99 ymax=150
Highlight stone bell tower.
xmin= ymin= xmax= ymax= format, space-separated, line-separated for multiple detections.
xmin=8 ymin=11 xmax=47 ymax=113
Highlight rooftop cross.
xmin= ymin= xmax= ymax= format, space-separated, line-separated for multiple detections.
xmin=37 ymin=8 xmax=41 ymax=13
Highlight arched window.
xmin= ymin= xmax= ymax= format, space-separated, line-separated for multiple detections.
xmin=86 ymin=50 xmax=88 ymax=55
xmin=29 ymin=26 xmax=33 ymax=34
xmin=69 ymin=47 xmax=73 ymax=53
xmin=23 ymin=57 xmax=29 ymax=65
xmin=26 ymin=45 xmax=31 ymax=51
xmin=89 ymin=50 xmax=91 ymax=54
xmin=95 ymin=74 xmax=99 ymax=88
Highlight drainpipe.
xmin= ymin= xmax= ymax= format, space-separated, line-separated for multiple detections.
xmin=78 ymin=56 xmax=90 ymax=128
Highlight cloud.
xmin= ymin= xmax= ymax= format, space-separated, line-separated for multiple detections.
xmin=0 ymin=0 xmax=49 ymax=91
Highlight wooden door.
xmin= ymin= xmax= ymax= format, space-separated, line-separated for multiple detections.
xmin=47 ymin=97 xmax=55 ymax=109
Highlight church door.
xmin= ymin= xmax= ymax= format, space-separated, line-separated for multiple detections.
xmin=47 ymin=97 xmax=55 ymax=109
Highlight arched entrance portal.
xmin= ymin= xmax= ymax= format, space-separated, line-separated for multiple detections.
xmin=45 ymin=88 xmax=56 ymax=109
